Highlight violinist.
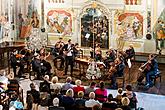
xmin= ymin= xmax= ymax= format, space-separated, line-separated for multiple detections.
xmin=114 ymin=58 xmax=125 ymax=77
xmin=62 ymin=39 xmax=74 ymax=76
xmin=104 ymin=47 xmax=116 ymax=69
xmin=52 ymin=37 xmax=65 ymax=69
xmin=144 ymin=54 xmax=159 ymax=87
xmin=125 ymin=44 xmax=135 ymax=64
xmin=95 ymin=43 xmax=102 ymax=61
xmin=10 ymin=50 xmax=25 ymax=78
xmin=39 ymin=47 xmax=50 ymax=60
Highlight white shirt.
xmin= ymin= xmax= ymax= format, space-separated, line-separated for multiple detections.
xmin=67 ymin=44 xmax=72 ymax=56
xmin=50 ymin=83 xmax=62 ymax=90
xmin=85 ymin=99 xmax=100 ymax=108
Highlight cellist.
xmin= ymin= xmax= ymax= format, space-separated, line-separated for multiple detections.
xmin=144 ymin=54 xmax=159 ymax=88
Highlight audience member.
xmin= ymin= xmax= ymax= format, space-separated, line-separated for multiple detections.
xmin=73 ymin=80 xmax=85 ymax=97
xmin=120 ymin=97 xmax=131 ymax=110
xmin=115 ymin=88 xmax=123 ymax=105
xmin=26 ymin=83 xmax=40 ymax=110
xmin=123 ymin=85 xmax=137 ymax=109
xmin=61 ymin=77 xmax=73 ymax=94
xmin=85 ymin=92 xmax=101 ymax=108
xmin=85 ymin=81 xmax=96 ymax=95
xmin=49 ymin=98 xmax=65 ymax=110
xmin=50 ymin=76 xmax=62 ymax=92
xmin=95 ymin=81 xmax=107 ymax=103
xmin=61 ymin=89 xmax=75 ymax=110
xmin=92 ymin=104 xmax=102 ymax=110
xmin=40 ymin=75 xmax=51 ymax=93
xmin=39 ymin=91 xmax=51 ymax=110
xmin=102 ymin=94 xmax=117 ymax=110
xmin=51 ymin=88 xmax=63 ymax=106
xmin=75 ymin=91 xmax=86 ymax=109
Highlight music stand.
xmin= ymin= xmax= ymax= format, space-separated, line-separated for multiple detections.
xmin=127 ymin=58 xmax=132 ymax=83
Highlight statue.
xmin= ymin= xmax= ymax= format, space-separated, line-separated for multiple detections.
xmin=30 ymin=12 xmax=39 ymax=28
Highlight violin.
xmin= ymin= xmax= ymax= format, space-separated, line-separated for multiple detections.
xmin=15 ymin=54 xmax=23 ymax=58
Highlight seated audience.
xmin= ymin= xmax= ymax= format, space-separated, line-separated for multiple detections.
xmin=85 ymin=92 xmax=101 ymax=108
xmin=26 ymin=83 xmax=40 ymax=110
xmin=51 ymin=88 xmax=63 ymax=106
xmin=9 ymin=94 xmax=24 ymax=110
xmin=115 ymin=88 xmax=123 ymax=105
xmin=61 ymin=77 xmax=73 ymax=94
xmin=120 ymin=97 xmax=131 ymax=110
xmin=75 ymin=91 xmax=86 ymax=109
xmin=61 ymin=89 xmax=75 ymax=110
xmin=49 ymin=97 xmax=65 ymax=110
xmin=102 ymin=94 xmax=117 ymax=110
xmin=38 ymin=91 xmax=51 ymax=110
xmin=95 ymin=81 xmax=107 ymax=103
xmin=85 ymin=81 xmax=96 ymax=97
xmin=40 ymin=75 xmax=51 ymax=94
xmin=50 ymin=76 xmax=62 ymax=92
xmin=123 ymin=85 xmax=137 ymax=109
xmin=92 ymin=104 xmax=102 ymax=110
xmin=73 ymin=80 xmax=85 ymax=97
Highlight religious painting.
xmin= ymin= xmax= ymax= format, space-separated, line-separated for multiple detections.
xmin=114 ymin=12 xmax=143 ymax=40
xmin=46 ymin=9 xmax=72 ymax=36
xmin=81 ymin=8 xmax=109 ymax=49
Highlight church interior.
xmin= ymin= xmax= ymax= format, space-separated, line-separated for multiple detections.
xmin=0 ymin=0 xmax=165 ymax=110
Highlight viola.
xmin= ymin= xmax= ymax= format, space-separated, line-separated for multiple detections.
xmin=15 ymin=54 xmax=22 ymax=58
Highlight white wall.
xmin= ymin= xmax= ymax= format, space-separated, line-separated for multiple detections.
xmin=157 ymin=0 xmax=165 ymax=18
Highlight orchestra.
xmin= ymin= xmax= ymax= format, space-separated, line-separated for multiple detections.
xmin=8 ymin=37 xmax=161 ymax=90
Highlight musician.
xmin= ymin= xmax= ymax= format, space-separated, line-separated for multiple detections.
xmin=62 ymin=39 xmax=74 ymax=76
xmin=104 ymin=48 xmax=116 ymax=69
xmin=52 ymin=43 xmax=65 ymax=69
xmin=31 ymin=55 xmax=42 ymax=79
xmin=10 ymin=50 xmax=25 ymax=78
xmin=95 ymin=43 xmax=102 ymax=61
xmin=114 ymin=58 xmax=125 ymax=77
xmin=39 ymin=47 xmax=50 ymax=60
xmin=73 ymin=43 xmax=81 ymax=58
xmin=40 ymin=55 xmax=52 ymax=76
xmin=145 ymin=54 xmax=159 ymax=87
xmin=125 ymin=44 xmax=135 ymax=60
xmin=106 ymin=58 xmax=125 ymax=88
xmin=52 ymin=37 xmax=65 ymax=68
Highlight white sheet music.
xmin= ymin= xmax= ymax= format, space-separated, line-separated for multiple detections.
xmin=128 ymin=59 xmax=132 ymax=68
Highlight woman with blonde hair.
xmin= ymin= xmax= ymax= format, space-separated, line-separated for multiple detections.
xmin=50 ymin=76 xmax=61 ymax=92
xmin=120 ymin=97 xmax=131 ymax=110
xmin=61 ymin=89 xmax=75 ymax=110
xmin=73 ymin=79 xmax=85 ymax=97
